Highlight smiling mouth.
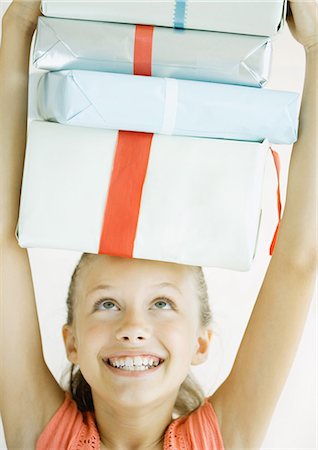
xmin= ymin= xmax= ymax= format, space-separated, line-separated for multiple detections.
xmin=103 ymin=356 xmax=165 ymax=372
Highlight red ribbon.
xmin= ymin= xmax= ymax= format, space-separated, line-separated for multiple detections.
xmin=99 ymin=25 xmax=155 ymax=257
xmin=98 ymin=131 xmax=153 ymax=257
xmin=134 ymin=25 xmax=154 ymax=76
xmin=270 ymin=148 xmax=282 ymax=255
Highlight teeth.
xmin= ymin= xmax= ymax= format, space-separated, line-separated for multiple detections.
xmin=108 ymin=355 xmax=161 ymax=371
xmin=134 ymin=356 xmax=142 ymax=366
xmin=126 ymin=358 xmax=133 ymax=367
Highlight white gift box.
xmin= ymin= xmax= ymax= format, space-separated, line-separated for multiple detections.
xmin=37 ymin=70 xmax=299 ymax=144
xmin=17 ymin=121 xmax=271 ymax=271
xmin=33 ymin=17 xmax=272 ymax=87
xmin=41 ymin=0 xmax=286 ymax=37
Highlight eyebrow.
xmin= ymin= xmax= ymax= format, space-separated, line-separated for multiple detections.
xmin=87 ymin=282 xmax=183 ymax=296
xmin=87 ymin=284 xmax=114 ymax=295
xmin=152 ymin=282 xmax=183 ymax=294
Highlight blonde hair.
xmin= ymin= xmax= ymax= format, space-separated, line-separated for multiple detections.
xmin=65 ymin=254 xmax=212 ymax=416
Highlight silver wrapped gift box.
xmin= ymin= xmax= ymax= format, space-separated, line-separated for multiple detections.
xmin=37 ymin=70 xmax=299 ymax=144
xmin=33 ymin=17 xmax=272 ymax=87
xmin=41 ymin=0 xmax=286 ymax=37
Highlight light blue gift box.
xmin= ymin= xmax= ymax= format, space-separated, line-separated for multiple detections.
xmin=38 ymin=70 xmax=299 ymax=144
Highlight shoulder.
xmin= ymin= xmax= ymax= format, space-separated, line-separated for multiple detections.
xmin=164 ymin=399 xmax=224 ymax=450
xmin=36 ymin=392 xmax=99 ymax=450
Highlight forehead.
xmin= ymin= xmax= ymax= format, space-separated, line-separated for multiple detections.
xmin=79 ymin=255 xmax=197 ymax=298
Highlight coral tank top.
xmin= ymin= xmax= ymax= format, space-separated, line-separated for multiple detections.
xmin=36 ymin=393 xmax=224 ymax=450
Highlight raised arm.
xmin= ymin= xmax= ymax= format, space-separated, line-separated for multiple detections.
xmin=211 ymin=1 xmax=317 ymax=448
xmin=0 ymin=2 xmax=64 ymax=448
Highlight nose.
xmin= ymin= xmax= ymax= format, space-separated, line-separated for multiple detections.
xmin=115 ymin=312 xmax=151 ymax=344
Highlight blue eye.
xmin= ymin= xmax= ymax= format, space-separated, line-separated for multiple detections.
xmin=94 ymin=299 xmax=119 ymax=311
xmin=152 ymin=298 xmax=173 ymax=310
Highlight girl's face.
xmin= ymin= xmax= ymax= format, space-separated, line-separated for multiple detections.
xmin=63 ymin=256 xmax=211 ymax=410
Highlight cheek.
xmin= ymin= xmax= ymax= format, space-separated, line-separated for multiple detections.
xmin=160 ymin=317 xmax=198 ymax=359
xmin=76 ymin=319 xmax=113 ymax=356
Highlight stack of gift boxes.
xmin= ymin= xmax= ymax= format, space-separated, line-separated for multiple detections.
xmin=17 ymin=0 xmax=298 ymax=271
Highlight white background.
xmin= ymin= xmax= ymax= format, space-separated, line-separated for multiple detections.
xmin=0 ymin=1 xmax=317 ymax=449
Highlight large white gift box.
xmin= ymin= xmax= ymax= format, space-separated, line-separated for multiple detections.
xmin=33 ymin=17 xmax=272 ymax=87
xmin=17 ymin=121 xmax=272 ymax=271
xmin=41 ymin=0 xmax=286 ymax=37
xmin=37 ymin=70 xmax=299 ymax=144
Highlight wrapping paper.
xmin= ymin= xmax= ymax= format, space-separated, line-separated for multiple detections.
xmin=38 ymin=70 xmax=299 ymax=144
xmin=41 ymin=0 xmax=286 ymax=37
xmin=33 ymin=17 xmax=272 ymax=87
xmin=17 ymin=121 xmax=270 ymax=271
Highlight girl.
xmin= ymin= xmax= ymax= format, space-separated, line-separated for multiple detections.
xmin=0 ymin=1 xmax=317 ymax=449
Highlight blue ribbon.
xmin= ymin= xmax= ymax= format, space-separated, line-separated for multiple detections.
xmin=174 ymin=0 xmax=187 ymax=29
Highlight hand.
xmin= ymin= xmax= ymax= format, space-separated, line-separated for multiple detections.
xmin=287 ymin=0 xmax=318 ymax=52
xmin=3 ymin=0 xmax=41 ymax=34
